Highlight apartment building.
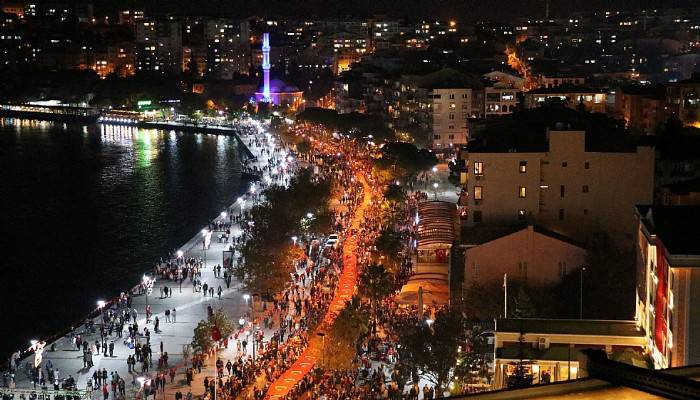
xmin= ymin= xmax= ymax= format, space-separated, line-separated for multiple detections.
xmin=635 ymin=205 xmax=700 ymax=369
xmin=135 ymin=19 xmax=182 ymax=74
xmin=204 ymin=19 xmax=251 ymax=79
xmin=523 ymin=85 xmax=608 ymax=113
xmin=429 ymin=88 xmax=472 ymax=149
xmin=461 ymin=111 xmax=655 ymax=246
xmin=485 ymin=86 xmax=520 ymax=117
xmin=665 ymin=73 xmax=700 ymax=127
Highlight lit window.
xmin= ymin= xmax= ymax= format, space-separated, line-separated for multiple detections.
xmin=519 ymin=161 xmax=527 ymax=173
xmin=473 ymin=161 xmax=483 ymax=176
xmin=474 ymin=186 xmax=483 ymax=200
xmin=519 ymin=186 xmax=526 ymax=198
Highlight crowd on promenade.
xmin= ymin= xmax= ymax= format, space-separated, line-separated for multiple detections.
xmin=2 ymin=120 xmax=303 ymax=400
xmin=197 ymin=143 xmax=371 ymax=400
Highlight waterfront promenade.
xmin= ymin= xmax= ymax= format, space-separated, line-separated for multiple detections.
xmin=8 ymin=121 xmax=292 ymax=399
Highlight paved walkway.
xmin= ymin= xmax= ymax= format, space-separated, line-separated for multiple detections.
xmin=10 ymin=122 xmax=293 ymax=399
xmin=265 ymin=174 xmax=372 ymax=399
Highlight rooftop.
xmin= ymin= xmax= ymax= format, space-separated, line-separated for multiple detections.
xmin=461 ymin=224 xmax=583 ymax=248
xmin=527 ymin=84 xmax=604 ymax=95
xmin=417 ymin=200 xmax=456 ymax=248
xmin=496 ymin=318 xmax=645 ymax=338
xmin=466 ymin=106 xmax=651 ymax=153
xmin=636 ymin=205 xmax=700 ymax=257
xmin=663 ymin=177 xmax=700 ymax=195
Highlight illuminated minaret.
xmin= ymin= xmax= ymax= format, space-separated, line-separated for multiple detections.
xmin=262 ymin=32 xmax=271 ymax=103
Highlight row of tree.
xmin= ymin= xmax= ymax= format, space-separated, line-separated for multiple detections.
xmin=232 ymin=169 xmax=332 ymax=296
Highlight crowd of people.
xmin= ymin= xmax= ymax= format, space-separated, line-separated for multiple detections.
xmin=196 ymin=141 xmax=370 ymax=400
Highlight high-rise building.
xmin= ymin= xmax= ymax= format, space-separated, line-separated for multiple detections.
xmin=135 ymin=19 xmax=182 ymax=74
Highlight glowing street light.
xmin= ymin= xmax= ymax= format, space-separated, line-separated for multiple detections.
xmin=306 ymin=212 xmax=313 ymax=219
xmin=176 ymin=250 xmax=183 ymax=258
xmin=97 ymin=300 xmax=106 ymax=309
xmin=432 ymin=166 xmax=438 ymax=173
xmin=142 ymin=275 xmax=152 ymax=311
xmin=239 ymin=318 xmax=246 ymax=326
xmin=291 ymin=236 xmax=298 ymax=246
xmin=220 ymin=211 xmax=227 ymax=219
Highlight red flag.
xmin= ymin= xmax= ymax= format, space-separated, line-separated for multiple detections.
xmin=211 ymin=326 xmax=221 ymax=341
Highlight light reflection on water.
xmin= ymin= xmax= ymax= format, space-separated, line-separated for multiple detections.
xmin=0 ymin=119 xmax=244 ymax=357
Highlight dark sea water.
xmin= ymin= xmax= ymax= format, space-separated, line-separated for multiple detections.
xmin=0 ymin=119 xmax=244 ymax=360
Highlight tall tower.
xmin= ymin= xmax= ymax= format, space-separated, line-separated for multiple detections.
xmin=262 ymin=32 xmax=271 ymax=103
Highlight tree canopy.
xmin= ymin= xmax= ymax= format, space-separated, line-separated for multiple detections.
xmin=233 ymin=169 xmax=331 ymax=295
xmin=297 ymin=107 xmax=394 ymax=141
xmin=399 ymin=308 xmax=464 ymax=393
xmin=377 ymin=142 xmax=437 ymax=176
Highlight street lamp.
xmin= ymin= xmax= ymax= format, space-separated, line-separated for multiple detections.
xmin=433 ymin=182 xmax=439 ymax=200
xmin=202 ymin=229 xmax=209 ymax=269
xmin=291 ymin=236 xmax=298 ymax=246
xmin=97 ymin=300 xmax=106 ymax=344
xmin=142 ymin=275 xmax=153 ymax=315
xmin=220 ymin=211 xmax=227 ymax=219
xmin=580 ymin=266 xmax=587 ymax=319
xmin=317 ymin=332 xmax=326 ymax=367
xmin=306 ymin=212 xmax=313 ymax=219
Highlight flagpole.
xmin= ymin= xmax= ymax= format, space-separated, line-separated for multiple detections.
xmin=503 ymin=273 xmax=508 ymax=318
xmin=214 ymin=345 xmax=217 ymax=400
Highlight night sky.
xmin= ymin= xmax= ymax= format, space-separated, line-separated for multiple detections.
xmin=85 ymin=0 xmax=700 ymax=20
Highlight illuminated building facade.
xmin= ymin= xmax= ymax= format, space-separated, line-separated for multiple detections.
xmin=635 ymin=205 xmax=700 ymax=368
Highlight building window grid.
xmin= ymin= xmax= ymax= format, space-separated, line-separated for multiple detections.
xmin=519 ymin=186 xmax=526 ymax=198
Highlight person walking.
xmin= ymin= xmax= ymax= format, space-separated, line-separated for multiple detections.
xmin=165 ymin=309 xmax=170 ymax=323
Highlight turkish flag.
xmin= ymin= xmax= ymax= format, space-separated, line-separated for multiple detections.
xmin=211 ymin=326 xmax=221 ymax=342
